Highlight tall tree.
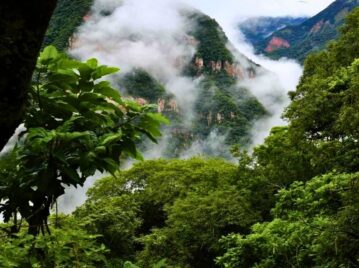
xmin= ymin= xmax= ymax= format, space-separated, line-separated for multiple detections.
xmin=0 ymin=1 xmax=58 ymax=150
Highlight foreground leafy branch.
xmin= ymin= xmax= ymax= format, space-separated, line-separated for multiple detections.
xmin=0 ymin=46 xmax=168 ymax=236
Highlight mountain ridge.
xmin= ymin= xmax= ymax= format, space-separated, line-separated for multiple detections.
xmin=44 ymin=0 xmax=276 ymax=157
xmin=239 ymin=16 xmax=308 ymax=45
xmin=250 ymin=0 xmax=359 ymax=62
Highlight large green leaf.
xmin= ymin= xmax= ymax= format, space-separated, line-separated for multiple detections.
xmin=39 ymin=45 xmax=59 ymax=64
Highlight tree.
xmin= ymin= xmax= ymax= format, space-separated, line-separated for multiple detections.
xmin=217 ymin=8 xmax=359 ymax=268
xmin=0 ymin=1 xmax=58 ymax=150
xmin=0 ymin=215 xmax=108 ymax=267
xmin=285 ymin=8 xmax=359 ymax=173
xmin=0 ymin=46 xmax=168 ymax=236
xmin=74 ymin=194 xmax=141 ymax=265
xmin=217 ymin=173 xmax=359 ymax=268
xmin=76 ymin=158 xmax=261 ymax=267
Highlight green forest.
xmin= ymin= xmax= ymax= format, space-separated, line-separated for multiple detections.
xmin=0 ymin=2 xmax=359 ymax=268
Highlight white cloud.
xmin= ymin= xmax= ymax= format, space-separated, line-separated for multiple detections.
xmin=60 ymin=0 xmax=333 ymax=212
xmin=181 ymin=0 xmax=334 ymax=19
xmin=184 ymin=0 xmax=314 ymax=147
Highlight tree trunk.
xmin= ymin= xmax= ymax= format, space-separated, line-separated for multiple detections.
xmin=0 ymin=0 xmax=58 ymax=150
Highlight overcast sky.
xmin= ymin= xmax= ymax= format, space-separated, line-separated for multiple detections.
xmin=181 ymin=0 xmax=335 ymax=20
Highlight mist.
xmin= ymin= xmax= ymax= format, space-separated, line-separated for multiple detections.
xmin=230 ymin=32 xmax=303 ymax=148
xmin=193 ymin=1 xmax=305 ymax=147
xmin=58 ymin=0 xmax=324 ymax=212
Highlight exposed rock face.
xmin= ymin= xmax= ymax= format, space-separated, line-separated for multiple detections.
xmin=194 ymin=58 xmax=251 ymax=79
xmin=310 ymin=20 xmax=325 ymax=34
xmin=215 ymin=60 xmax=222 ymax=71
xmin=195 ymin=57 xmax=204 ymax=70
xmin=207 ymin=112 xmax=212 ymax=126
xmin=204 ymin=111 xmax=238 ymax=126
xmin=157 ymin=98 xmax=179 ymax=113
xmin=224 ymin=61 xmax=245 ymax=79
xmin=135 ymin=98 xmax=148 ymax=106
xmin=157 ymin=99 xmax=166 ymax=113
xmin=252 ymin=0 xmax=359 ymax=62
xmin=169 ymin=99 xmax=179 ymax=112
xmin=83 ymin=14 xmax=91 ymax=22
xmin=216 ymin=113 xmax=223 ymax=124
xmin=209 ymin=60 xmax=216 ymax=71
xmin=68 ymin=36 xmax=77 ymax=49
xmin=265 ymin=37 xmax=290 ymax=53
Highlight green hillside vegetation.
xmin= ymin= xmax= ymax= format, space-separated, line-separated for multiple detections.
xmin=43 ymin=0 xmax=93 ymax=50
xmin=239 ymin=16 xmax=308 ymax=45
xmin=0 ymin=45 xmax=167 ymax=239
xmin=193 ymin=74 xmax=266 ymax=146
xmin=186 ymin=13 xmax=266 ymax=146
xmin=189 ymin=13 xmax=234 ymax=64
xmin=218 ymin=7 xmax=359 ymax=267
xmin=120 ymin=69 xmax=168 ymax=103
xmin=2 ymin=3 xmax=359 ymax=268
xmin=256 ymin=0 xmax=359 ymax=62
xmin=115 ymin=12 xmax=266 ymax=152
xmin=117 ymin=13 xmax=266 ymax=154
xmin=44 ymin=1 xmax=267 ymax=154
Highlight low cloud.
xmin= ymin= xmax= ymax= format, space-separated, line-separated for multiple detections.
xmin=226 ymin=22 xmax=303 ymax=148
xmin=181 ymin=0 xmax=334 ymax=19
xmin=180 ymin=130 xmax=234 ymax=160
xmin=59 ymin=0 xmax=318 ymax=212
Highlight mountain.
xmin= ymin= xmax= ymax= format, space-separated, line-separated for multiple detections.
xmin=43 ymin=0 xmax=93 ymax=50
xmin=239 ymin=16 xmax=307 ymax=45
xmin=251 ymin=0 xmax=359 ymax=62
xmin=44 ymin=0 xmax=273 ymax=158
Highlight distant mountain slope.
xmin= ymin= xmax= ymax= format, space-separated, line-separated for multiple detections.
xmin=44 ymin=0 xmax=271 ymax=157
xmin=252 ymin=0 xmax=359 ymax=62
xmin=43 ymin=0 xmax=93 ymax=50
xmin=239 ymin=16 xmax=307 ymax=45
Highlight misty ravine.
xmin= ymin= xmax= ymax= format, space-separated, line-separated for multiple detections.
xmin=3 ymin=0 xmax=359 ymax=267
xmin=56 ymin=0 xmax=305 ymax=212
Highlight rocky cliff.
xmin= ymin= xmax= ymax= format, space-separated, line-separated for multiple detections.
xmin=45 ymin=1 xmax=267 ymax=157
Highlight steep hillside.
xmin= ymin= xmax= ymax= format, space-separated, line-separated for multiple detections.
xmin=253 ymin=0 xmax=359 ymax=62
xmin=43 ymin=0 xmax=93 ymax=50
xmin=45 ymin=0 xmax=268 ymax=157
xmin=239 ymin=16 xmax=307 ymax=45
xmin=185 ymin=13 xmax=266 ymax=151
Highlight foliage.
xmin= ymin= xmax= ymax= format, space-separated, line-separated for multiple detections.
xmin=193 ymin=75 xmax=266 ymax=147
xmin=0 ymin=216 xmax=107 ymax=268
xmin=217 ymin=173 xmax=359 ymax=268
xmin=120 ymin=69 xmax=169 ymax=103
xmin=285 ymin=8 xmax=359 ymax=173
xmin=74 ymin=194 xmax=141 ymax=261
xmin=75 ymin=158 xmax=260 ymax=267
xmin=0 ymin=46 xmax=168 ymax=235
xmin=189 ymin=13 xmax=234 ymax=64
xmin=44 ymin=1 xmax=268 ymax=155
xmin=3 ymin=3 xmax=359 ymax=268
xmin=43 ymin=0 xmax=93 ymax=50
xmin=137 ymin=188 xmax=258 ymax=268
xmin=218 ymin=7 xmax=359 ymax=268
xmin=252 ymin=126 xmax=316 ymax=186
xmin=123 ymin=259 xmax=168 ymax=268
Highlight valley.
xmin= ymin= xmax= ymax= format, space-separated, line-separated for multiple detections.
xmin=0 ymin=0 xmax=359 ymax=267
